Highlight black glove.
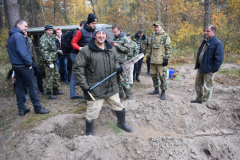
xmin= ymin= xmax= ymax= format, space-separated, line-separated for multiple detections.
xmin=82 ymin=88 xmax=91 ymax=94
xmin=116 ymin=66 xmax=123 ymax=74
xmin=162 ymin=59 xmax=168 ymax=66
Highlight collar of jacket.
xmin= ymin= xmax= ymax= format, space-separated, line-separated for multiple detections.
xmin=83 ymin=22 xmax=95 ymax=32
xmin=134 ymin=32 xmax=146 ymax=40
xmin=204 ymin=36 xmax=216 ymax=46
xmin=115 ymin=31 xmax=126 ymax=39
xmin=44 ymin=33 xmax=54 ymax=40
xmin=88 ymin=38 xmax=113 ymax=51
xmin=155 ymin=29 xmax=165 ymax=36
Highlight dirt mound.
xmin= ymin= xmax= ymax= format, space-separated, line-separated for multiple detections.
xmin=1 ymin=63 xmax=240 ymax=159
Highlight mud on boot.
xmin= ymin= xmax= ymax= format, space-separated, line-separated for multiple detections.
xmin=160 ymin=89 xmax=165 ymax=100
xmin=115 ymin=108 xmax=132 ymax=133
xmin=47 ymin=92 xmax=57 ymax=99
xmin=86 ymin=119 xmax=94 ymax=136
xmin=149 ymin=87 xmax=159 ymax=95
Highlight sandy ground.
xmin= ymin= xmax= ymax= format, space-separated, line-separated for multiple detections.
xmin=0 ymin=63 xmax=240 ymax=160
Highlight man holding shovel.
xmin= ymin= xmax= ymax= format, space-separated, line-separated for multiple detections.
xmin=73 ymin=26 xmax=132 ymax=136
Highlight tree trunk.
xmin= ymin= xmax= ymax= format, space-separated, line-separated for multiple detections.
xmin=165 ymin=4 xmax=168 ymax=32
xmin=138 ymin=0 xmax=143 ymax=29
xmin=0 ymin=0 xmax=3 ymax=29
xmin=30 ymin=0 xmax=36 ymax=27
xmin=157 ymin=0 xmax=161 ymax=21
xmin=203 ymin=0 xmax=211 ymax=31
xmin=90 ymin=0 xmax=96 ymax=15
xmin=18 ymin=0 xmax=24 ymax=20
xmin=39 ymin=0 xmax=46 ymax=24
xmin=64 ymin=0 xmax=68 ymax=25
xmin=96 ymin=0 xmax=98 ymax=16
xmin=3 ymin=0 xmax=20 ymax=30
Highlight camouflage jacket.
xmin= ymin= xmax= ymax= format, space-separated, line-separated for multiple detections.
xmin=26 ymin=36 xmax=38 ymax=66
xmin=132 ymin=33 xmax=148 ymax=54
xmin=146 ymin=29 xmax=172 ymax=64
xmin=113 ymin=31 xmax=130 ymax=64
xmin=39 ymin=33 xmax=58 ymax=65
xmin=127 ymin=40 xmax=138 ymax=60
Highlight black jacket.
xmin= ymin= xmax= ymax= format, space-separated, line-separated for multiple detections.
xmin=195 ymin=36 xmax=224 ymax=73
xmin=55 ymin=37 xmax=68 ymax=56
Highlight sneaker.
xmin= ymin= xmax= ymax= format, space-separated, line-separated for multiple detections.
xmin=25 ymin=94 xmax=30 ymax=100
xmin=146 ymin=72 xmax=150 ymax=76
xmin=39 ymin=90 xmax=47 ymax=96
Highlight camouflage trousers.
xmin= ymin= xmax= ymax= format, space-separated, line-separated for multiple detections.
xmin=195 ymin=69 xmax=215 ymax=102
xmin=42 ymin=61 xmax=59 ymax=92
xmin=86 ymin=93 xmax=124 ymax=121
xmin=151 ymin=64 xmax=167 ymax=90
xmin=117 ymin=69 xmax=132 ymax=97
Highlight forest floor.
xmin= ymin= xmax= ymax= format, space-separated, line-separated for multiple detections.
xmin=0 ymin=62 xmax=240 ymax=160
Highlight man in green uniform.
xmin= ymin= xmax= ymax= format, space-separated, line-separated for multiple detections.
xmin=39 ymin=24 xmax=63 ymax=99
xmin=126 ymin=33 xmax=138 ymax=86
xmin=73 ymin=26 xmax=132 ymax=136
xmin=147 ymin=21 xmax=172 ymax=100
xmin=111 ymin=24 xmax=132 ymax=100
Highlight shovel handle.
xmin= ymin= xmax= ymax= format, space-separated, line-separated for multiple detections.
xmin=88 ymin=91 xmax=95 ymax=101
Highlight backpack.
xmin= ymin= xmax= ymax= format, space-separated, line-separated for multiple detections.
xmin=61 ymin=28 xmax=79 ymax=54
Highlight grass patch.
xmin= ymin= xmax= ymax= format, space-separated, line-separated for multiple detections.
xmin=218 ymin=68 xmax=240 ymax=80
xmin=19 ymin=112 xmax=57 ymax=130
xmin=73 ymin=105 xmax=87 ymax=114
xmin=107 ymin=120 xmax=123 ymax=135
xmin=0 ymin=118 xmax=11 ymax=132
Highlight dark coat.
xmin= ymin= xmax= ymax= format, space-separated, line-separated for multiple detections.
xmin=7 ymin=27 xmax=32 ymax=67
xmin=73 ymin=38 xmax=119 ymax=100
xmin=132 ymin=33 xmax=147 ymax=54
xmin=195 ymin=36 xmax=224 ymax=73
xmin=55 ymin=37 xmax=68 ymax=56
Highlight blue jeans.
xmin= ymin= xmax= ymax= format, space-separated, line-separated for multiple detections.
xmin=13 ymin=65 xmax=42 ymax=113
xmin=70 ymin=53 xmax=78 ymax=98
xmin=56 ymin=55 xmax=68 ymax=83
xmin=134 ymin=57 xmax=144 ymax=75
xmin=24 ymin=63 xmax=44 ymax=94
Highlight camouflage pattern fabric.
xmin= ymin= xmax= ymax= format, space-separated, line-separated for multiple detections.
xmin=39 ymin=33 xmax=58 ymax=65
xmin=195 ymin=69 xmax=215 ymax=102
xmin=42 ymin=61 xmax=59 ymax=92
xmin=132 ymin=34 xmax=148 ymax=54
xmin=146 ymin=29 xmax=172 ymax=64
xmin=127 ymin=40 xmax=138 ymax=60
xmin=113 ymin=35 xmax=130 ymax=64
xmin=26 ymin=36 xmax=38 ymax=66
xmin=151 ymin=64 xmax=167 ymax=90
xmin=117 ymin=70 xmax=132 ymax=98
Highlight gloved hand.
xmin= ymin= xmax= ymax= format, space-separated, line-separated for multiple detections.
xmin=82 ymin=88 xmax=91 ymax=94
xmin=116 ymin=66 xmax=123 ymax=74
xmin=162 ymin=59 xmax=168 ymax=66
xmin=57 ymin=50 xmax=63 ymax=55
xmin=49 ymin=63 xmax=54 ymax=69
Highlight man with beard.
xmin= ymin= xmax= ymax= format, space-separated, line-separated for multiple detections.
xmin=111 ymin=24 xmax=132 ymax=100
xmin=73 ymin=26 xmax=132 ymax=136
xmin=70 ymin=13 xmax=97 ymax=99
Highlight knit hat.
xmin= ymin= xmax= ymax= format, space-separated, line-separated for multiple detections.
xmin=93 ymin=26 xmax=108 ymax=37
xmin=45 ymin=24 xmax=53 ymax=31
xmin=138 ymin=29 xmax=144 ymax=34
xmin=87 ymin=13 xmax=98 ymax=24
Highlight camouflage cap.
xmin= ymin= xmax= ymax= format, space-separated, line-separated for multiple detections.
xmin=153 ymin=21 xmax=163 ymax=26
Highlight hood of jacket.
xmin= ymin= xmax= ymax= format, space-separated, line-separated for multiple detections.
xmin=115 ymin=31 xmax=126 ymax=39
xmin=83 ymin=22 xmax=95 ymax=32
xmin=88 ymin=38 xmax=113 ymax=51
xmin=8 ymin=26 xmax=24 ymax=36
xmin=134 ymin=32 xmax=147 ymax=40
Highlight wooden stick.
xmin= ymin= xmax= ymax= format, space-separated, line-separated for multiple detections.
xmin=207 ymin=111 xmax=222 ymax=117
xmin=88 ymin=92 xmax=95 ymax=101
xmin=211 ymin=113 xmax=221 ymax=133
xmin=212 ymin=123 xmax=226 ymax=135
